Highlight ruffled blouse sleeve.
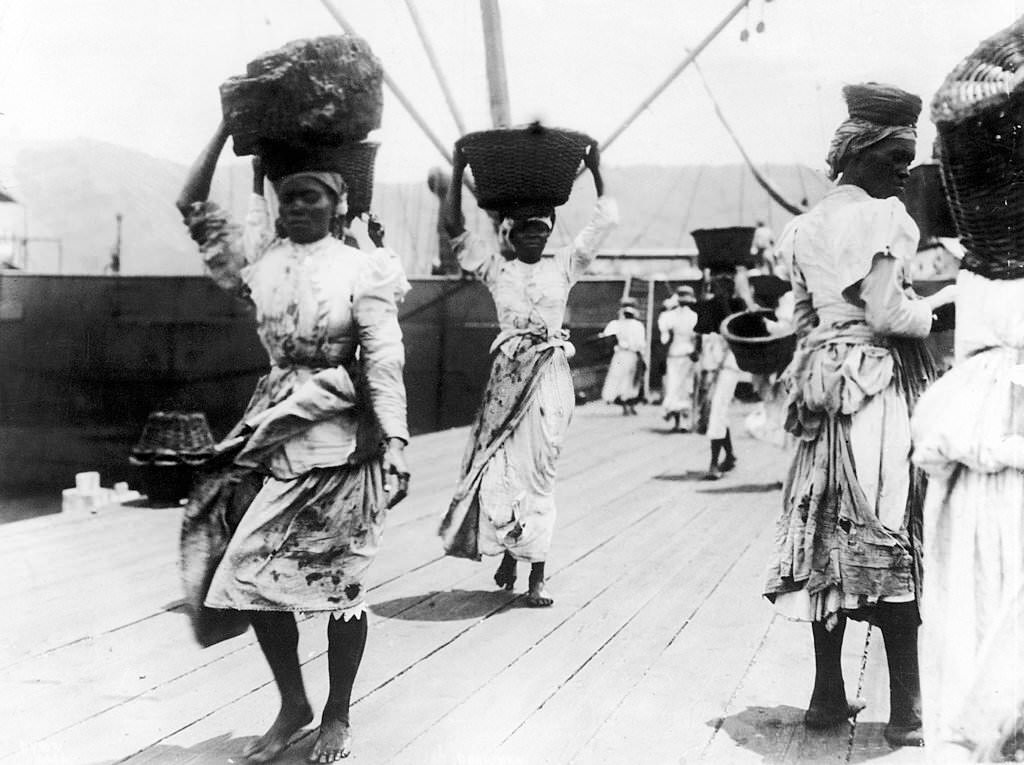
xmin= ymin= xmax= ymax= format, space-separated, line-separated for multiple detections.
xmin=185 ymin=194 xmax=276 ymax=297
xmin=777 ymin=217 xmax=818 ymax=338
xmin=451 ymin=229 xmax=502 ymax=287
xmin=353 ymin=249 xmax=409 ymax=443
xmin=836 ymin=197 xmax=918 ymax=298
xmin=558 ymin=196 xmax=619 ymax=284
xmin=857 ymin=253 xmax=933 ymax=338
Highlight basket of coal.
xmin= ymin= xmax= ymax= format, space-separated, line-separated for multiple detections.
xmin=691 ymin=227 xmax=759 ymax=271
xmin=130 ymin=411 xmax=217 ymax=503
xmin=221 ymin=34 xmax=383 ymax=157
xmin=932 ymin=15 xmax=1024 ymax=281
xmin=721 ymin=309 xmax=797 ymax=376
xmin=261 ymin=139 xmax=380 ymax=219
xmin=456 ymin=122 xmax=595 ymax=211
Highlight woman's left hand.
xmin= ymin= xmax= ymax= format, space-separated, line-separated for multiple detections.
xmin=383 ymin=438 xmax=410 ymax=508
xmin=367 ymin=214 xmax=386 ymax=247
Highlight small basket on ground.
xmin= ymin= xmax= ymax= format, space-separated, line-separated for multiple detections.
xmin=130 ymin=411 xmax=217 ymax=503
xmin=221 ymin=34 xmax=383 ymax=157
xmin=932 ymin=16 xmax=1024 ymax=280
xmin=456 ymin=123 xmax=595 ymax=211
xmin=721 ymin=310 xmax=797 ymax=376
xmin=691 ymin=227 xmax=759 ymax=271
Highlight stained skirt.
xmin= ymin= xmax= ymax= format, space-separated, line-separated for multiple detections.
xmin=205 ymin=459 xmax=386 ymax=613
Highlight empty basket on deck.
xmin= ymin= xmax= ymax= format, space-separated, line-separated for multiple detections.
xmin=691 ymin=227 xmax=759 ymax=271
xmin=931 ymin=15 xmax=1024 ymax=280
xmin=721 ymin=310 xmax=797 ymax=376
xmin=456 ymin=123 xmax=595 ymax=211
xmin=130 ymin=411 xmax=216 ymax=503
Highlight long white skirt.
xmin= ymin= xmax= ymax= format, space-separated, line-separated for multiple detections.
xmin=602 ymin=349 xmax=642 ymax=404
xmin=476 ymin=356 xmax=575 ymax=561
xmin=662 ymin=354 xmax=694 ymax=416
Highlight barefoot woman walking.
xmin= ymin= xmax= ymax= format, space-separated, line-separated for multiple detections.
xmin=178 ymin=123 xmax=410 ymax=762
xmin=439 ymin=132 xmax=617 ymax=607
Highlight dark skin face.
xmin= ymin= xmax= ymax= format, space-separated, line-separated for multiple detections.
xmin=508 ymin=220 xmax=552 ymax=263
xmin=277 ymin=176 xmax=338 ymax=244
xmin=840 ymin=136 xmax=916 ymax=200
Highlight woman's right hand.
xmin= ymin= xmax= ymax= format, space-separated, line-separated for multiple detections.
xmin=924 ymin=284 xmax=957 ymax=310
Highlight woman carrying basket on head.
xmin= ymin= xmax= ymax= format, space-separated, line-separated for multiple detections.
xmin=911 ymin=18 xmax=1024 ymax=760
xmin=177 ymin=120 xmax=410 ymax=763
xmin=438 ymin=132 xmax=617 ymax=608
xmin=761 ymin=83 xmax=955 ymax=748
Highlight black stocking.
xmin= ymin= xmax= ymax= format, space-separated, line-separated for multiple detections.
xmin=249 ymin=611 xmax=309 ymax=710
xmin=875 ymin=601 xmax=922 ymax=730
xmin=809 ymin=616 xmax=848 ymax=712
xmin=323 ymin=612 xmax=368 ymax=725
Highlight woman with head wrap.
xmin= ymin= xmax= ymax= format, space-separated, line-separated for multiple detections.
xmin=438 ymin=140 xmax=617 ymax=607
xmin=658 ymin=286 xmax=699 ymax=431
xmin=175 ymin=123 xmax=411 ymax=763
xmin=761 ymin=83 xmax=956 ymax=748
xmin=600 ymin=297 xmax=648 ymax=416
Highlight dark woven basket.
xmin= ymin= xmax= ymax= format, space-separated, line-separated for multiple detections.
xmin=932 ymin=16 xmax=1024 ymax=280
xmin=130 ymin=411 xmax=216 ymax=466
xmin=261 ymin=139 xmax=379 ymax=218
xmin=691 ymin=227 xmax=759 ymax=271
xmin=456 ymin=124 xmax=594 ymax=211
xmin=721 ymin=310 xmax=797 ymax=376
xmin=904 ymin=163 xmax=958 ymax=240
xmin=222 ymin=35 xmax=383 ymax=156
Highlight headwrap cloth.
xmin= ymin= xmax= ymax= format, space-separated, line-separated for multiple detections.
xmin=261 ymin=143 xmax=350 ymax=216
xmin=826 ymin=83 xmax=922 ymax=180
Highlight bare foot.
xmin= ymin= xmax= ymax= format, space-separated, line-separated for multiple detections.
xmin=494 ymin=560 xmax=516 ymax=591
xmin=526 ymin=581 xmax=553 ymax=607
xmin=804 ymin=698 xmax=866 ymax=729
xmin=244 ymin=703 xmax=314 ymax=762
xmin=308 ymin=718 xmax=352 ymax=762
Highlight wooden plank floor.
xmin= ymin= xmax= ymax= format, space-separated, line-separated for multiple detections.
xmin=1 ymin=403 xmax=929 ymax=765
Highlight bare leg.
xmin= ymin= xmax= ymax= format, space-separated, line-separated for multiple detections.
xmin=526 ymin=562 xmax=553 ymax=607
xmin=309 ymin=612 xmax=368 ymax=762
xmin=494 ymin=551 xmax=517 ymax=591
xmin=245 ymin=612 xmax=314 ymax=762
xmin=805 ymin=616 xmax=865 ymax=728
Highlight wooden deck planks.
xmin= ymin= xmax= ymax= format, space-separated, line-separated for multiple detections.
xmin=1 ymin=404 xmax=932 ymax=765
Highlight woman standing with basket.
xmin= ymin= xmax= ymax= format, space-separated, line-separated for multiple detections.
xmin=439 ymin=124 xmax=617 ymax=607
xmin=177 ymin=36 xmax=411 ymax=763
xmin=911 ymin=19 xmax=1024 ymax=760
xmin=761 ymin=83 xmax=955 ymax=748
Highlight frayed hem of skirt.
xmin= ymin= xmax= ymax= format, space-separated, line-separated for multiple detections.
xmin=204 ymin=601 xmax=368 ymax=621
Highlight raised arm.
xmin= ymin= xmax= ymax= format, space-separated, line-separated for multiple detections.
xmin=176 ymin=122 xmax=230 ymax=216
xmin=563 ymin=142 xmax=618 ymax=281
xmin=442 ymin=145 xmax=467 ymax=240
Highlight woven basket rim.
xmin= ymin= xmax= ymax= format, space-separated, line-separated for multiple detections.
xmin=720 ymin=309 xmax=796 ymax=346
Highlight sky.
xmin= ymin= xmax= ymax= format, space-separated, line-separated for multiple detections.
xmin=0 ymin=0 xmax=1020 ymax=187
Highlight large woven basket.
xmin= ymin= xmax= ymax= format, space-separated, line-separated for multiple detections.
xmin=261 ymin=139 xmax=379 ymax=218
xmin=456 ymin=124 xmax=594 ymax=211
xmin=904 ymin=163 xmax=957 ymax=240
xmin=691 ymin=227 xmax=759 ymax=271
xmin=932 ymin=16 xmax=1024 ymax=280
xmin=721 ymin=310 xmax=797 ymax=376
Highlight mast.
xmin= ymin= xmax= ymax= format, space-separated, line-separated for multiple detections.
xmin=480 ymin=0 xmax=511 ymax=128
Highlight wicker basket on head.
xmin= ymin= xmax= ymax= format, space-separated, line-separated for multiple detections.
xmin=261 ymin=139 xmax=379 ymax=219
xmin=456 ymin=123 xmax=595 ymax=211
xmin=721 ymin=310 xmax=797 ymax=376
xmin=691 ymin=227 xmax=759 ymax=271
xmin=932 ymin=16 xmax=1024 ymax=280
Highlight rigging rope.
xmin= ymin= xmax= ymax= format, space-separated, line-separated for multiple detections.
xmin=692 ymin=61 xmax=808 ymax=216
